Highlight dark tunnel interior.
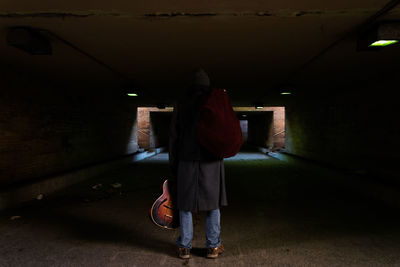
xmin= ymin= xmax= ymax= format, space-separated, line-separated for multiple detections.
xmin=1 ymin=0 xmax=400 ymax=265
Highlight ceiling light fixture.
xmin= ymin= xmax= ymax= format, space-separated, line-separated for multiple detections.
xmin=358 ymin=21 xmax=400 ymax=51
xmin=368 ymin=40 xmax=399 ymax=47
xmin=255 ymin=104 xmax=264 ymax=110
xmin=127 ymin=93 xmax=138 ymax=97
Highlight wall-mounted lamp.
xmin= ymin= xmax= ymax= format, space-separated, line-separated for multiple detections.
xmin=358 ymin=21 xmax=400 ymax=51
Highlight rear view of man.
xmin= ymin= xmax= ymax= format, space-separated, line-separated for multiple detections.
xmin=169 ymin=68 xmax=227 ymax=259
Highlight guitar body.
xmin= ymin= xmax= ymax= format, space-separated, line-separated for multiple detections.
xmin=149 ymin=179 xmax=180 ymax=229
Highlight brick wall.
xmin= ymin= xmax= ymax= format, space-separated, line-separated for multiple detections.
xmin=0 ymin=78 xmax=138 ymax=187
xmin=137 ymin=107 xmax=173 ymax=149
xmin=284 ymin=83 xmax=399 ymax=182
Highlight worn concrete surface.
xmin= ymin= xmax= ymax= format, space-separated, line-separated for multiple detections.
xmin=1 ymin=152 xmax=400 ymax=266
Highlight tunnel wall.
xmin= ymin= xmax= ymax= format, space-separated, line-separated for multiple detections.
xmin=285 ymin=83 xmax=399 ymax=182
xmin=137 ymin=107 xmax=173 ymax=150
xmin=0 ymin=74 xmax=138 ymax=188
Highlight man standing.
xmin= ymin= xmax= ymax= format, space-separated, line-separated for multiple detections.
xmin=169 ymin=68 xmax=227 ymax=259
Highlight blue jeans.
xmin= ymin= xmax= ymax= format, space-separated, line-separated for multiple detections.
xmin=176 ymin=209 xmax=221 ymax=249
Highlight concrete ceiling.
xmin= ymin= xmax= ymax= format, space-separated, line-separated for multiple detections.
xmin=1 ymin=0 xmax=400 ymax=105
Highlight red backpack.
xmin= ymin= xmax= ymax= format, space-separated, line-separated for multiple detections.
xmin=198 ymin=88 xmax=243 ymax=158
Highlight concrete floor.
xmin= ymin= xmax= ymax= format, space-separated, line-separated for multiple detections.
xmin=1 ymin=152 xmax=400 ymax=266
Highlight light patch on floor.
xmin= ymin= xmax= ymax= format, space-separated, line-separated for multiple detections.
xmin=143 ymin=152 xmax=270 ymax=162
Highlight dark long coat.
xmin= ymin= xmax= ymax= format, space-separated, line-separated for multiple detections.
xmin=169 ymin=85 xmax=228 ymax=212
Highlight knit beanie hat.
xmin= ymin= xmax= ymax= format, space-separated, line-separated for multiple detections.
xmin=193 ymin=68 xmax=210 ymax=87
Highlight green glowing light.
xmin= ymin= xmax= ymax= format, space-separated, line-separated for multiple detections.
xmin=281 ymin=92 xmax=291 ymax=95
xmin=127 ymin=93 xmax=138 ymax=97
xmin=368 ymin=40 xmax=399 ymax=47
xmin=255 ymin=106 xmax=264 ymax=109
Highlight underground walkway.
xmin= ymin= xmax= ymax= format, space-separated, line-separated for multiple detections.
xmin=1 ymin=152 xmax=400 ymax=266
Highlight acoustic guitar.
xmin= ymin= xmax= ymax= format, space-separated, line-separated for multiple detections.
xmin=149 ymin=179 xmax=180 ymax=229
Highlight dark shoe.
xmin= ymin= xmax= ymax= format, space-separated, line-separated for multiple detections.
xmin=206 ymin=244 xmax=224 ymax=259
xmin=177 ymin=247 xmax=190 ymax=259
